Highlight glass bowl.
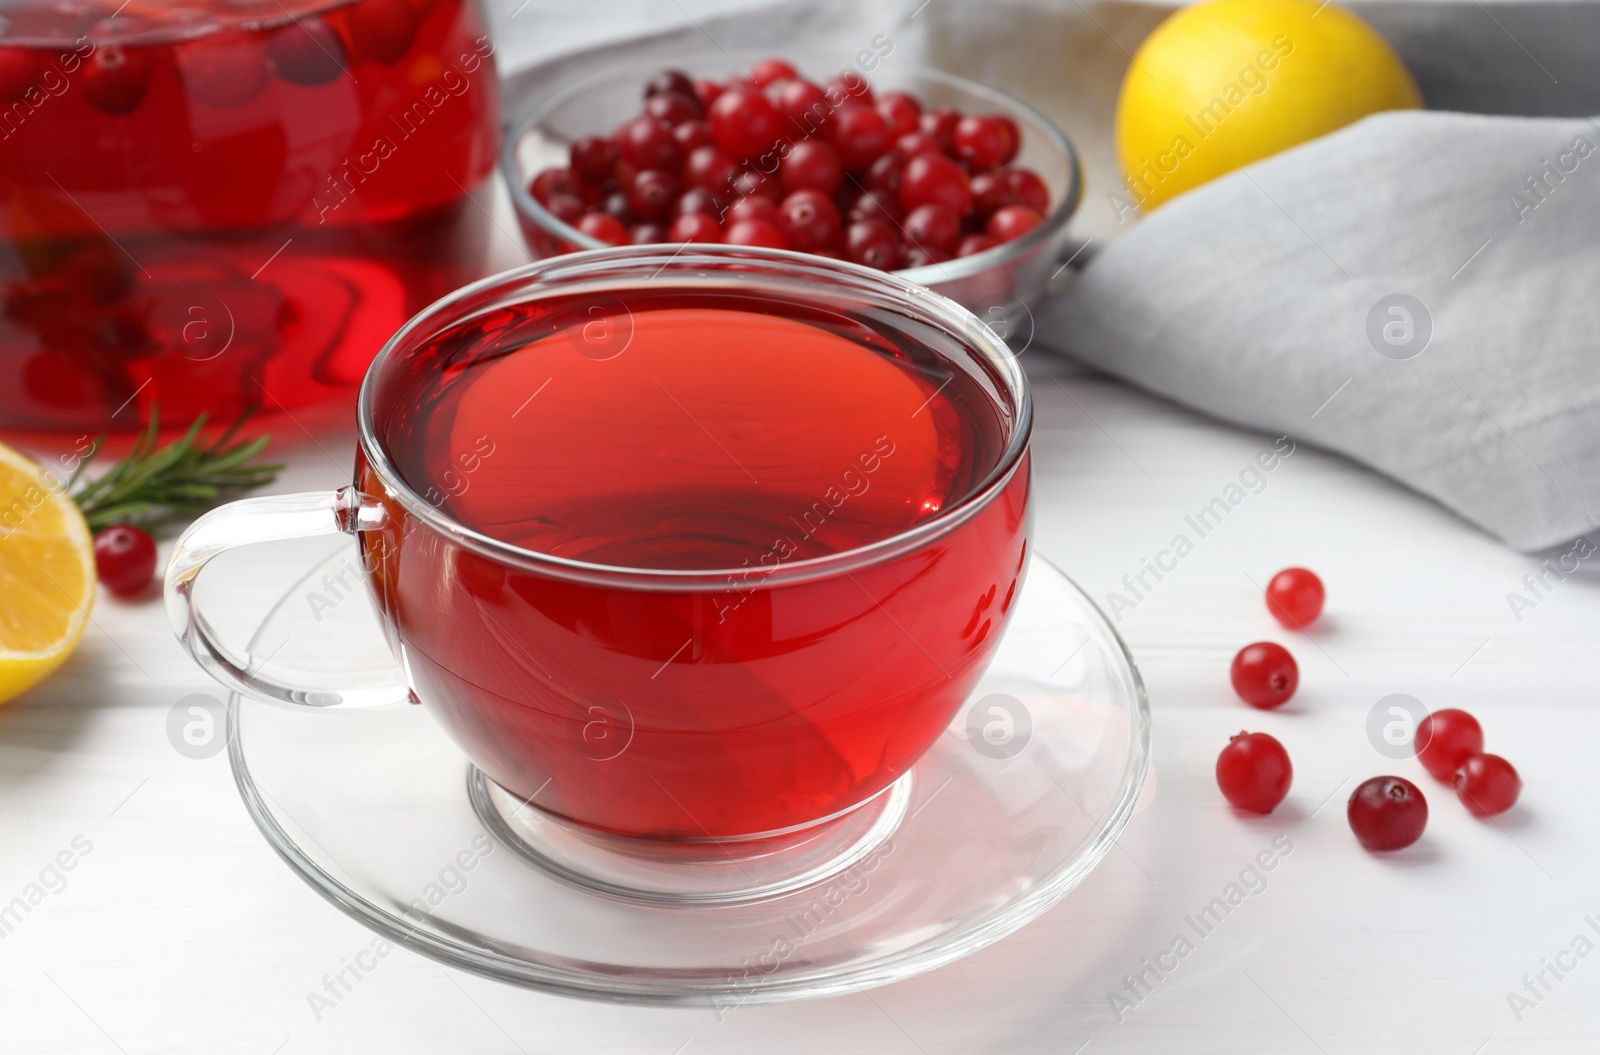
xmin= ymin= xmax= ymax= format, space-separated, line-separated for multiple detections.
xmin=501 ymin=46 xmax=1082 ymax=327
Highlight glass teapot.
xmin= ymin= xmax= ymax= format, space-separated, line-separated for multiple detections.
xmin=0 ymin=0 xmax=499 ymax=433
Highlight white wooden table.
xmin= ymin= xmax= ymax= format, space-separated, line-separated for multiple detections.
xmin=5 ymin=4 xmax=1599 ymax=1050
xmin=6 ymin=341 xmax=1596 ymax=1053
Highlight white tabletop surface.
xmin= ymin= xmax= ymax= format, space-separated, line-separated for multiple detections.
xmin=7 ymin=8 xmax=1600 ymax=1054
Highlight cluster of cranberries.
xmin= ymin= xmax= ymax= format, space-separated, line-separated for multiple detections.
xmin=1214 ymin=567 xmax=1522 ymax=853
xmin=93 ymin=524 xmax=157 ymax=599
xmin=525 ymin=58 xmax=1051 ymax=269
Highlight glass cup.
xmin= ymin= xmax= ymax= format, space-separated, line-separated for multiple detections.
xmin=165 ymin=247 xmax=1032 ymax=891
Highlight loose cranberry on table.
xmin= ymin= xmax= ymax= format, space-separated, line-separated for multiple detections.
xmin=1230 ymin=642 xmax=1298 ymax=709
xmin=1415 ymin=708 xmax=1483 ymax=780
xmin=94 ymin=525 xmax=158 ymax=599
xmin=1215 ymin=731 xmax=1293 ymax=814
xmin=1266 ymin=567 xmax=1325 ymax=629
xmin=1453 ymin=753 xmax=1520 ymax=816
xmin=1348 ymin=776 xmax=1427 ymax=851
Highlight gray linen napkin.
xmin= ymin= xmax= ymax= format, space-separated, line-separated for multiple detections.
xmin=1040 ymin=2 xmax=1600 ymax=552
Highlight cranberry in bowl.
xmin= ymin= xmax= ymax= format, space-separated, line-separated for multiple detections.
xmin=503 ymin=48 xmax=1081 ymax=334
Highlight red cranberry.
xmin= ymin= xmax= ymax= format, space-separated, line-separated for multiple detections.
xmin=346 ymin=0 xmax=417 ymax=64
xmin=1266 ymin=567 xmax=1325 ymax=629
xmin=82 ymin=46 xmax=151 ymax=115
xmin=899 ymin=153 xmax=972 ymax=214
xmin=682 ymin=145 xmax=740 ymax=193
xmin=544 ymin=192 xmax=585 ymax=225
xmin=1416 ymin=709 xmax=1484 ymax=781
xmin=903 ymin=203 xmax=961 ymax=253
xmin=266 ymin=16 xmax=347 ymax=86
xmin=903 ymin=245 xmax=951 ymax=268
xmin=847 ymin=187 xmax=903 ymax=227
xmin=724 ymin=218 xmax=789 ymax=249
xmin=970 ymin=171 xmax=1015 ymax=217
xmin=993 ymin=114 xmax=1021 ymax=164
xmin=93 ymin=524 xmax=157 ymax=598
xmin=617 ymin=117 xmax=682 ymax=172
xmin=726 ymin=195 xmax=779 ymax=226
xmin=1215 ymin=731 xmax=1293 ymax=814
xmin=673 ymin=187 xmax=725 ymax=218
xmin=780 ymin=139 xmax=843 ymax=194
xmin=1230 ymin=642 xmax=1298 ymax=709
xmin=646 ymin=69 xmax=696 ymax=100
xmin=668 ymin=211 xmax=723 ymax=242
xmin=919 ymin=106 xmax=961 ymax=150
xmin=953 ymin=115 xmax=1009 ymax=170
xmin=957 ymin=233 xmax=999 ymax=257
xmin=876 ymin=90 xmax=921 ymax=139
xmin=749 ymin=57 xmax=798 ymax=88
xmin=693 ymin=77 xmax=723 ymax=109
xmin=673 ymin=119 xmax=714 ymax=153
xmin=826 ymin=70 xmax=872 ymax=104
xmin=644 ymin=90 xmax=702 ymax=126
xmin=863 ymin=150 xmax=906 ymax=192
xmin=729 ymin=167 xmax=781 ymax=202
xmin=569 ymin=136 xmax=619 ymax=185
xmin=0 ymin=46 xmax=42 ymax=103
xmin=844 ymin=220 xmax=903 ymax=271
xmin=986 ymin=205 xmax=1043 ymax=241
xmin=776 ymin=189 xmax=842 ymax=252
xmin=827 ymin=104 xmax=891 ymax=170
xmin=529 ymin=167 xmax=580 ymax=205
xmin=894 ymin=132 xmax=944 ymax=159
xmin=1004 ymin=167 xmax=1050 ymax=212
xmin=772 ymin=79 xmax=832 ymax=134
xmin=577 ymin=212 xmax=629 ymax=246
xmin=599 ymin=190 xmax=635 ymax=225
xmin=1348 ymin=776 xmax=1427 ymax=851
xmin=627 ymin=168 xmax=680 ymax=222
xmin=1453 ymin=753 xmax=1521 ymax=817
xmin=631 ymin=222 xmax=668 ymax=244
xmin=708 ymin=86 xmax=784 ymax=160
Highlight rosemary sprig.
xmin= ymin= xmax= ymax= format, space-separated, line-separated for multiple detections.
xmin=69 ymin=404 xmax=284 ymax=533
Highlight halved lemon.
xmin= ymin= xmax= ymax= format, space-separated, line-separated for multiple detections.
xmin=0 ymin=441 xmax=95 ymax=704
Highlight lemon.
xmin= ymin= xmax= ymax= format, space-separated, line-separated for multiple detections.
xmin=0 ymin=442 xmax=95 ymax=704
xmin=1114 ymin=0 xmax=1421 ymax=212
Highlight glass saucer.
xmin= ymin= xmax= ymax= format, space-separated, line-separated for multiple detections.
xmin=225 ymin=546 xmax=1149 ymax=1005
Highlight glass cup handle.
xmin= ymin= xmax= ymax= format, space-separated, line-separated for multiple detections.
xmin=163 ymin=486 xmax=413 ymax=710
